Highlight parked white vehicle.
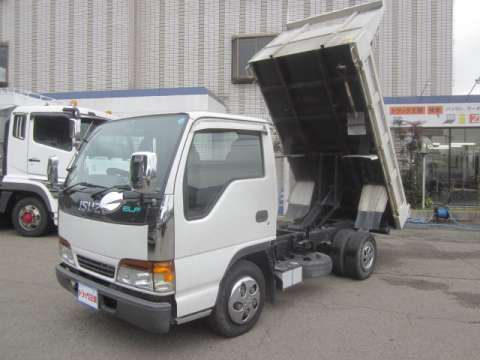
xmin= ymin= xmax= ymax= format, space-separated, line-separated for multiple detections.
xmin=0 ymin=105 xmax=112 ymax=236
xmin=55 ymin=1 xmax=409 ymax=337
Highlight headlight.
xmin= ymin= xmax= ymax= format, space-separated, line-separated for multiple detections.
xmin=116 ymin=259 xmax=174 ymax=294
xmin=58 ymin=237 xmax=75 ymax=266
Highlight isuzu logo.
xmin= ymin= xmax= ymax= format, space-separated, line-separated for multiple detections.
xmin=78 ymin=200 xmax=101 ymax=214
xmin=78 ymin=192 xmax=124 ymax=214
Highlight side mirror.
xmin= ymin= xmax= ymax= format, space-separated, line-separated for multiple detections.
xmin=69 ymin=118 xmax=81 ymax=149
xmin=130 ymin=152 xmax=157 ymax=193
xmin=47 ymin=156 xmax=59 ymax=189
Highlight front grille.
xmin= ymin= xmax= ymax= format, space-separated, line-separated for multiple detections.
xmin=77 ymin=255 xmax=115 ymax=278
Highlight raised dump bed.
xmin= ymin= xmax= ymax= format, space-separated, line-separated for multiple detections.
xmin=249 ymin=0 xmax=409 ymax=230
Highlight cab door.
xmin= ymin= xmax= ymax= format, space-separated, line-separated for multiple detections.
xmin=173 ymin=118 xmax=277 ymax=318
xmin=27 ymin=113 xmax=76 ymax=179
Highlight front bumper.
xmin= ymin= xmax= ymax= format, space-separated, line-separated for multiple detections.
xmin=55 ymin=264 xmax=172 ymax=333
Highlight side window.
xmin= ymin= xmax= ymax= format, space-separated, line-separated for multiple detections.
xmin=33 ymin=115 xmax=72 ymax=151
xmin=12 ymin=114 xmax=26 ymax=140
xmin=184 ymin=130 xmax=264 ymax=220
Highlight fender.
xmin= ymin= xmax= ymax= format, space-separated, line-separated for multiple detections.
xmin=225 ymin=242 xmax=272 ymax=272
xmin=0 ymin=182 xmax=55 ymax=213
xmin=223 ymin=241 xmax=277 ymax=304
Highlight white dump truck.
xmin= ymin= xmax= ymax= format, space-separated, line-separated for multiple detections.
xmin=55 ymin=1 xmax=409 ymax=337
xmin=0 ymin=105 xmax=112 ymax=236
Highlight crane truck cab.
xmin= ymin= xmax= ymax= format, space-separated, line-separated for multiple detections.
xmin=0 ymin=105 xmax=113 ymax=236
xmin=55 ymin=0 xmax=409 ymax=337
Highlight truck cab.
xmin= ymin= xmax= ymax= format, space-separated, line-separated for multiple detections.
xmin=56 ymin=112 xmax=277 ymax=334
xmin=0 ymin=105 xmax=112 ymax=236
xmin=55 ymin=0 xmax=409 ymax=337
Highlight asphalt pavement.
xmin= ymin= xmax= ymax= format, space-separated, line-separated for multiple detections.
xmin=0 ymin=223 xmax=479 ymax=360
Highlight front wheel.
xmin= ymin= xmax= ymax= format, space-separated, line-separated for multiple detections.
xmin=11 ymin=197 xmax=51 ymax=237
xmin=207 ymin=260 xmax=265 ymax=337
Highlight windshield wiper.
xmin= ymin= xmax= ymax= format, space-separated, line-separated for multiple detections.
xmin=91 ymin=185 xmax=131 ymax=199
xmin=63 ymin=182 xmax=106 ymax=194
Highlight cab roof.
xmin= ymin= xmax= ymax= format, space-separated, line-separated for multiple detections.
xmin=187 ymin=111 xmax=269 ymax=124
xmin=12 ymin=105 xmax=115 ymax=120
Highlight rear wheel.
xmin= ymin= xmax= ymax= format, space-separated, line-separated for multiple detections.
xmin=207 ymin=259 xmax=265 ymax=337
xmin=331 ymin=229 xmax=352 ymax=276
xmin=344 ymin=231 xmax=377 ymax=280
xmin=11 ymin=197 xmax=51 ymax=237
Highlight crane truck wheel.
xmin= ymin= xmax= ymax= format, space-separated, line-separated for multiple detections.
xmin=11 ymin=197 xmax=51 ymax=237
xmin=207 ymin=259 xmax=265 ymax=337
xmin=344 ymin=231 xmax=377 ymax=280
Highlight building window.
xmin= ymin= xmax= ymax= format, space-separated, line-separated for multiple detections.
xmin=232 ymin=35 xmax=276 ymax=84
xmin=0 ymin=43 xmax=8 ymax=87
xmin=184 ymin=129 xmax=264 ymax=219
xmin=423 ymin=127 xmax=480 ymax=206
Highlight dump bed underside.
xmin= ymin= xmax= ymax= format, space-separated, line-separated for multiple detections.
xmin=249 ymin=1 xmax=409 ymax=229
xmin=253 ymin=44 xmax=371 ymax=156
xmin=252 ymin=45 xmax=392 ymax=228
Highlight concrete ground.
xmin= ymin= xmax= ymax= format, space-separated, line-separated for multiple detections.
xmin=0 ymin=224 xmax=479 ymax=360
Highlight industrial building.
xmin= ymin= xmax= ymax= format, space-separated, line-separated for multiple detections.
xmin=0 ymin=0 xmax=453 ymax=119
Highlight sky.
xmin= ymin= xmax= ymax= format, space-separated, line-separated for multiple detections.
xmin=453 ymin=0 xmax=480 ymax=94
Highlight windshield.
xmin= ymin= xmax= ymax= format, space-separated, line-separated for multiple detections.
xmin=80 ymin=118 xmax=103 ymax=138
xmin=66 ymin=114 xmax=188 ymax=190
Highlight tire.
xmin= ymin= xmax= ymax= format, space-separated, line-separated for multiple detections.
xmin=11 ymin=197 xmax=51 ymax=237
xmin=331 ymin=229 xmax=353 ymax=276
xmin=293 ymin=252 xmax=332 ymax=278
xmin=207 ymin=259 xmax=265 ymax=338
xmin=344 ymin=231 xmax=377 ymax=280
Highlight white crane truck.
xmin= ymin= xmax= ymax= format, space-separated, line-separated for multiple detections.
xmin=55 ymin=1 xmax=409 ymax=337
xmin=0 ymin=105 xmax=112 ymax=236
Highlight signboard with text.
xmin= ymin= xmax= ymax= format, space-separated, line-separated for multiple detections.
xmin=386 ymin=102 xmax=480 ymax=128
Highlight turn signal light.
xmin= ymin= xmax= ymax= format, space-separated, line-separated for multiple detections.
xmin=117 ymin=259 xmax=175 ymax=294
xmin=153 ymin=262 xmax=175 ymax=283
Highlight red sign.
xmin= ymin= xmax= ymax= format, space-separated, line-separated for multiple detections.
xmin=427 ymin=106 xmax=443 ymax=115
xmin=390 ymin=106 xmax=426 ymax=115
xmin=469 ymin=114 xmax=480 ymax=123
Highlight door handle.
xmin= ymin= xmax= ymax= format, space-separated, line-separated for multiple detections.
xmin=256 ymin=210 xmax=268 ymax=223
xmin=28 ymin=158 xmax=40 ymax=163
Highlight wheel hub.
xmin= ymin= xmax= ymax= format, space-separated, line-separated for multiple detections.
xmin=228 ymin=276 xmax=260 ymax=324
xmin=21 ymin=212 xmax=33 ymax=224
xmin=18 ymin=205 xmax=41 ymax=231
xmin=361 ymin=241 xmax=375 ymax=270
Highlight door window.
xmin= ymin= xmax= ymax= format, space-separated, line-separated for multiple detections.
xmin=184 ymin=130 xmax=264 ymax=219
xmin=424 ymin=128 xmax=480 ymax=206
xmin=33 ymin=115 xmax=72 ymax=151
xmin=449 ymin=128 xmax=480 ymax=205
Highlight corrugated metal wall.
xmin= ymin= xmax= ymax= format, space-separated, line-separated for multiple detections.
xmin=0 ymin=0 xmax=453 ymax=120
